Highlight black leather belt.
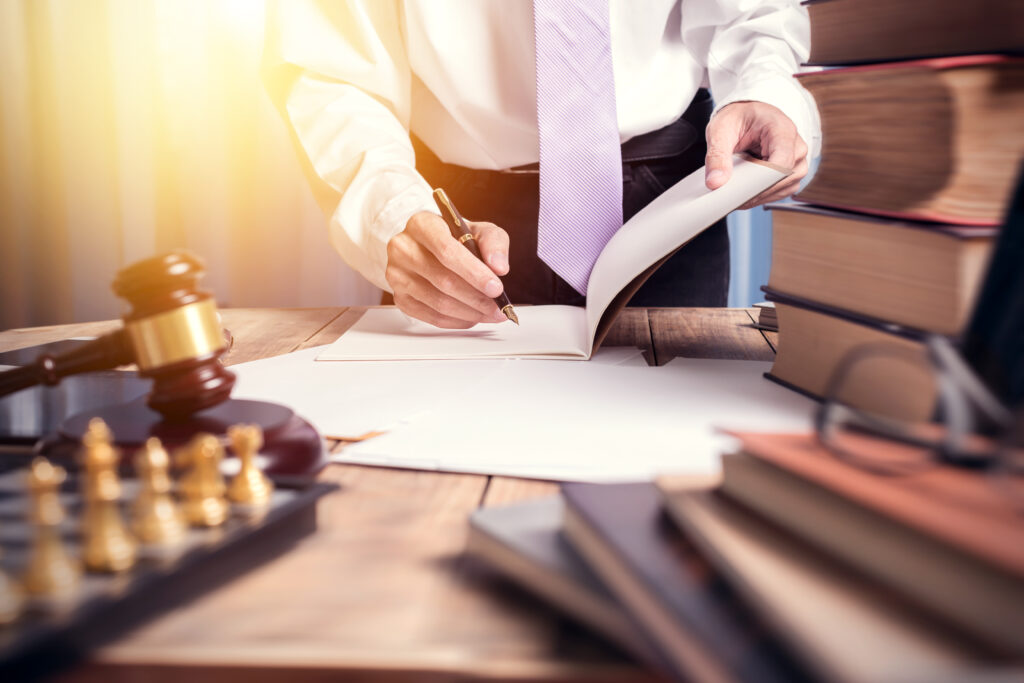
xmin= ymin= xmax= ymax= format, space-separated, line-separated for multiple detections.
xmin=498 ymin=88 xmax=712 ymax=174
xmin=414 ymin=89 xmax=713 ymax=178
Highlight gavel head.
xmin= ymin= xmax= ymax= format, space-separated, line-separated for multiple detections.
xmin=112 ymin=250 xmax=235 ymax=420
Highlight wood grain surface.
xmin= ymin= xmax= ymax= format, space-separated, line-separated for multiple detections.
xmin=0 ymin=307 xmax=772 ymax=682
xmin=648 ymin=308 xmax=775 ymax=364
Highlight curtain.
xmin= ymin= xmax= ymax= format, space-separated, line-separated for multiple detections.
xmin=0 ymin=0 xmax=379 ymax=330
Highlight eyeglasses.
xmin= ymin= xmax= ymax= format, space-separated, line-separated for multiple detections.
xmin=815 ymin=334 xmax=1024 ymax=509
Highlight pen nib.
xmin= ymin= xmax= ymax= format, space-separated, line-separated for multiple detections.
xmin=502 ymin=305 xmax=519 ymax=326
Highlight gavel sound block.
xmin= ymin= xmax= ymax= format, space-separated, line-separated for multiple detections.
xmin=0 ymin=251 xmax=325 ymax=476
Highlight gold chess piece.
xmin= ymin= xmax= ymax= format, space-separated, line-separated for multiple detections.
xmin=227 ymin=424 xmax=274 ymax=510
xmin=80 ymin=418 xmax=137 ymax=573
xmin=178 ymin=433 xmax=230 ymax=527
xmin=22 ymin=458 xmax=81 ymax=602
xmin=132 ymin=437 xmax=187 ymax=549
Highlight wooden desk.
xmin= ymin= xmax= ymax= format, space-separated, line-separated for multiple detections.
xmin=0 ymin=307 xmax=776 ymax=682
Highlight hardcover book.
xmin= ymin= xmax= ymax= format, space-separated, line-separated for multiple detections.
xmin=466 ymin=496 xmax=660 ymax=666
xmin=714 ymin=432 xmax=1024 ymax=656
xmin=803 ymin=0 xmax=1024 ymax=66
xmin=560 ymin=481 xmax=809 ymax=683
xmin=766 ymin=203 xmax=995 ymax=335
xmin=657 ymin=477 xmax=998 ymax=682
xmin=795 ymin=56 xmax=1024 ymax=224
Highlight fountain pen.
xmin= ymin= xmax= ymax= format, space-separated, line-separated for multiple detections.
xmin=432 ymin=188 xmax=519 ymax=325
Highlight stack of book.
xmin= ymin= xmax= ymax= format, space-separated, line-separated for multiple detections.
xmin=763 ymin=0 xmax=1024 ymax=420
xmin=466 ymin=431 xmax=1024 ymax=681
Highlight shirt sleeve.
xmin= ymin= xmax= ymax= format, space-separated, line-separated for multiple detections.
xmin=263 ymin=0 xmax=435 ymax=292
xmin=681 ymin=0 xmax=822 ymax=158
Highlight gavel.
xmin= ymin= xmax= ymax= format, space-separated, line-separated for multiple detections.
xmin=0 ymin=250 xmax=235 ymax=420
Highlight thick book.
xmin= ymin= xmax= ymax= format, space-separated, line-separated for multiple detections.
xmin=803 ymin=0 xmax=1024 ymax=66
xmin=717 ymin=433 xmax=1024 ymax=657
xmin=766 ymin=203 xmax=996 ymax=335
xmin=560 ymin=481 xmax=809 ymax=683
xmin=657 ymin=477 xmax=998 ymax=683
xmin=465 ymin=496 xmax=660 ymax=666
xmin=318 ymin=156 xmax=788 ymax=360
xmin=795 ymin=56 xmax=1024 ymax=225
xmin=763 ymin=289 xmax=937 ymax=421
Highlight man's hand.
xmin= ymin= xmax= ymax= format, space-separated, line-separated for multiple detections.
xmin=386 ymin=211 xmax=510 ymax=328
xmin=704 ymin=101 xmax=809 ymax=209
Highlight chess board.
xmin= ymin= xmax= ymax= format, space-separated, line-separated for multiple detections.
xmin=0 ymin=462 xmax=336 ymax=679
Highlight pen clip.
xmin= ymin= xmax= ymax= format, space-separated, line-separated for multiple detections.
xmin=433 ymin=188 xmax=463 ymax=231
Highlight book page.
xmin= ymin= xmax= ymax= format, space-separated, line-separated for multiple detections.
xmin=317 ymin=305 xmax=588 ymax=360
xmin=584 ymin=156 xmax=789 ymax=354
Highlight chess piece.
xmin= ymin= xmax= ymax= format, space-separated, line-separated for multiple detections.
xmin=80 ymin=419 xmax=137 ymax=572
xmin=0 ymin=250 xmax=234 ymax=419
xmin=132 ymin=437 xmax=187 ymax=549
xmin=227 ymin=424 xmax=274 ymax=511
xmin=22 ymin=458 xmax=81 ymax=601
xmin=178 ymin=434 xmax=230 ymax=527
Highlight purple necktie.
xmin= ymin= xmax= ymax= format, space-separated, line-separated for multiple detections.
xmin=534 ymin=0 xmax=623 ymax=296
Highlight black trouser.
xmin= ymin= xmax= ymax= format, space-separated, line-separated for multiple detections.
xmin=413 ymin=89 xmax=728 ymax=307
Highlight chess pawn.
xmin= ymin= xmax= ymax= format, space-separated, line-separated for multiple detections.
xmin=178 ymin=434 xmax=230 ymax=527
xmin=80 ymin=418 xmax=137 ymax=572
xmin=22 ymin=458 xmax=81 ymax=602
xmin=132 ymin=437 xmax=187 ymax=549
xmin=227 ymin=424 xmax=274 ymax=511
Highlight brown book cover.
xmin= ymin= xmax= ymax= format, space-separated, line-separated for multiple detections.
xmin=803 ymin=0 xmax=1024 ymax=66
xmin=719 ymin=432 xmax=1024 ymax=655
xmin=761 ymin=289 xmax=938 ymax=421
xmin=795 ymin=56 xmax=1024 ymax=224
xmin=766 ymin=203 xmax=996 ymax=335
xmin=731 ymin=432 xmax=1024 ymax=576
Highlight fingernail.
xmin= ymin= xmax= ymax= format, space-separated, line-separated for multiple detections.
xmin=484 ymin=279 xmax=502 ymax=298
xmin=706 ymin=170 xmax=725 ymax=186
xmin=489 ymin=253 xmax=509 ymax=272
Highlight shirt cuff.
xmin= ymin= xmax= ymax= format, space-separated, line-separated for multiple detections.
xmin=364 ymin=181 xmax=437 ymax=292
xmin=713 ymin=74 xmax=822 ymax=160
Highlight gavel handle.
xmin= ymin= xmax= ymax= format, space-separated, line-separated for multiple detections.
xmin=0 ymin=330 xmax=135 ymax=398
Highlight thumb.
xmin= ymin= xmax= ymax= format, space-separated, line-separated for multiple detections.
xmin=471 ymin=221 xmax=510 ymax=276
xmin=705 ymin=113 xmax=740 ymax=190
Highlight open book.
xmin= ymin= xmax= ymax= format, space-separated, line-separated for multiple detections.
xmin=319 ymin=155 xmax=788 ymax=360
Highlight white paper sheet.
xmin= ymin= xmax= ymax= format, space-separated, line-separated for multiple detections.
xmin=229 ymin=345 xmax=646 ymax=439
xmin=336 ymin=358 xmax=815 ymax=482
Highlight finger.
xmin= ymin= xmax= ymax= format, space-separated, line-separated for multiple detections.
xmin=414 ymin=253 xmax=505 ymax=319
xmin=394 ymin=292 xmax=477 ymax=330
xmin=391 ymin=227 xmax=504 ymax=319
xmin=764 ymin=132 xmax=799 ymax=170
xmin=705 ymin=110 xmax=741 ymax=190
xmin=404 ymin=270 xmax=505 ymax=323
xmin=410 ymin=216 xmax=505 ymax=300
xmin=472 ymin=221 xmax=510 ymax=276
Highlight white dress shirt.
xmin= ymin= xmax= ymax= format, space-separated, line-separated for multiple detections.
xmin=265 ymin=0 xmax=821 ymax=291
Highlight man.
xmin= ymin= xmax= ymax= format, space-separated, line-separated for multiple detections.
xmin=265 ymin=0 xmax=819 ymax=328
